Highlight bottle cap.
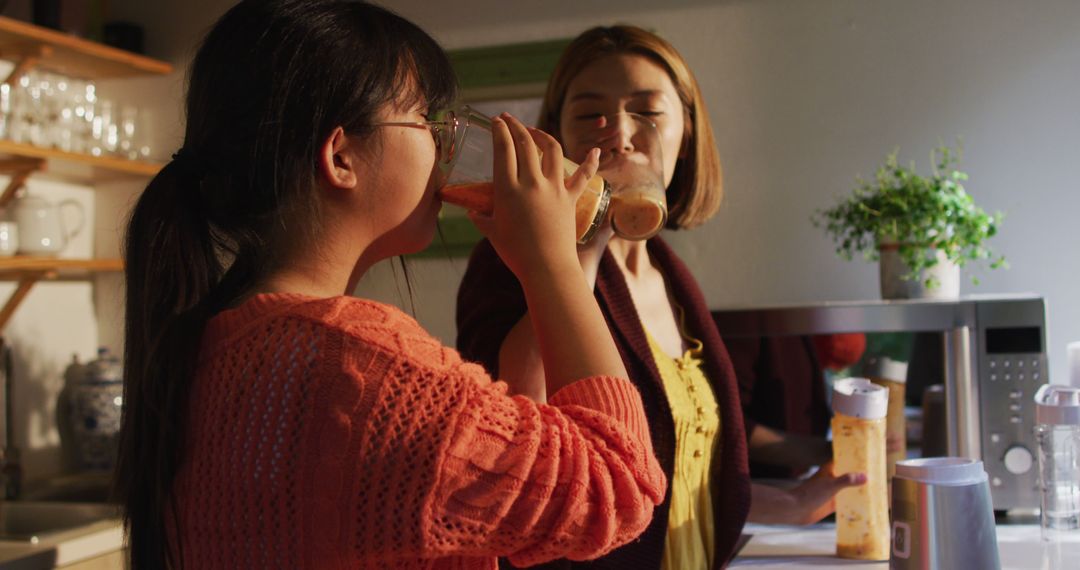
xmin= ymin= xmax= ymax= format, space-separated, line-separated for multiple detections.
xmin=832 ymin=377 xmax=889 ymax=419
xmin=895 ymin=457 xmax=988 ymax=486
xmin=863 ymin=356 xmax=908 ymax=384
xmin=1034 ymin=384 xmax=1080 ymax=426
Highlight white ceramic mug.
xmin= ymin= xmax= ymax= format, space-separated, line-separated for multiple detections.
xmin=12 ymin=194 xmax=85 ymax=257
xmin=0 ymin=221 xmax=17 ymax=257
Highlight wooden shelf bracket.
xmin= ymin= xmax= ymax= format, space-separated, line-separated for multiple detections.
xmin=0 ymin=259 xmax=121 ymax=332
xmin=0 ymin=157 xmax=45 ymax=208
xmin=0 ymin=271 xmax=49 ymax=331
xmin=0 ymin=44 xmax=54 ymax=86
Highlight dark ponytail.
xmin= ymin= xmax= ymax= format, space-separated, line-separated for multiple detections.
xmin=117 ymin=162 xmax=218 ymax=568
xmin=113 ymin=1 xmax=456 ymax=567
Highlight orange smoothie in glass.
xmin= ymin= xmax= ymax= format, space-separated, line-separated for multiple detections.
xmin=610 ymin=190 xmax=666 ymax=240
xmin=438 ymin=158 xmax=610 ymax=244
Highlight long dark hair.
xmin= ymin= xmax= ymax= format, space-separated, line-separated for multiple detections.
xmin=113 ymin=1 xmax=456 ymax=567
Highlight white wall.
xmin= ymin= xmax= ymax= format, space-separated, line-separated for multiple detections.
xmin=404 ymin=0 xmax=1080 ymax=385
xmin=103 ymin=0 xmax=1079 ymax=394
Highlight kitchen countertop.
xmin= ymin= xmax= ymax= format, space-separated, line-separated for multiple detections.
xmin=732 ymin=522 xmax=1080 ymax=569
xmin=2 ymin=515 xmax=1076 ymax=568
xmin=0 ymin=519 xmax=123 ymax=569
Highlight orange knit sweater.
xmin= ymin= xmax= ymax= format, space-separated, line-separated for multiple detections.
xmin=169 ymin=293 xmax=666 ymax=569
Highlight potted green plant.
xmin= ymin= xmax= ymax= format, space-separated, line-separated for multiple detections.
xmin=813 ymin=144 xmax=1006 ymax=299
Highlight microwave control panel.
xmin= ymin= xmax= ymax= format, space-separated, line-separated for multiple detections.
xmin=978 ymin=323 xmax=1047 ymax=511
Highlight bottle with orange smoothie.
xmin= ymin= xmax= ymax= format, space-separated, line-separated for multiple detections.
xmin=864 ymin=356 xmax=909 ymax=480
xmin=832 ymin=377 xmax=890 ymax=561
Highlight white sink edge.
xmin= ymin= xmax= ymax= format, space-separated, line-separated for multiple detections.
xmin=0 ymin=519 xmax=124 ymax=568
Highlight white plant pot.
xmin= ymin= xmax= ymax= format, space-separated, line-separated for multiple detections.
xmin=878 ymin=247 xmax=960 ymax=300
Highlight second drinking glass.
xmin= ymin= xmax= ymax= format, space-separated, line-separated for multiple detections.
xmin=571 ymin=112 xmax=668 ymax=241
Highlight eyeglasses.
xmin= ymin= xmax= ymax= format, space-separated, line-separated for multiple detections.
xmin=374 ymin=106 xmax=500 ymax=170
xmin=373 ymin=112 xmax=462 ymax=167
xmin=373 ymin=119 xmax=454 ymax=165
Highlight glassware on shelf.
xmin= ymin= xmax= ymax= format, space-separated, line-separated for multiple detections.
xmin=0 ymin=83 xmax=11 ymax=141
xmin=0 ymin=68 xmax=151 ymax=162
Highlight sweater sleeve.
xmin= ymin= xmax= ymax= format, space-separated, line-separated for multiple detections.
xmin=455 ymin=238 xmax=527 ymax=376
xmin=343 ymin=331 xmax=665 ymax=567
xmin=429 ymin=367 xmax=666 ymax=567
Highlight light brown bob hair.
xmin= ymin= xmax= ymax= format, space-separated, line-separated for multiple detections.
xmin=538 ymin=25 xmax=722 ymax=229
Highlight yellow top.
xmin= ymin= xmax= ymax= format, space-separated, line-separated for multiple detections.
xmin=645 ymin=315 xmax=720 ymax=570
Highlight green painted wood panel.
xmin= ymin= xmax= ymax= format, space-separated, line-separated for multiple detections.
xmin=449 ymin=38 xmax=571 ymax=90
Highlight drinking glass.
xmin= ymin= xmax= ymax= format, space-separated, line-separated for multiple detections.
xmin=73 ymin=80 xmax=97 ymax=154
xmin=436 ymin=106 xmax=611 ymax=244
xmin=1034 ymin=384 xmax=1080 ymax=542
xmin=11 ymin=70 xmax=45 ymax=146
xmin=91 ymin=98 xmax=118 ymax=156
xmin=118 ymin=105 xmax=139 ymax=159
xmin=569 ymin=113 xmax=667 ymax=241
xmin=0 ymin=83 xmax=11 ymax=140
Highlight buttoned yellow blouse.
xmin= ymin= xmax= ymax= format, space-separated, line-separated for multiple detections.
xmin=645 ymin=317 xmax=721 ymax=570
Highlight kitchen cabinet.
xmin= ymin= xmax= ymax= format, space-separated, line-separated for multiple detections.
xmin=0 ymin=15 xmax=172 ymax=331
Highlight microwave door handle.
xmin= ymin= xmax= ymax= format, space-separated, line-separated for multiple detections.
xmin=944 ymin=326 xmax=981 ymax=460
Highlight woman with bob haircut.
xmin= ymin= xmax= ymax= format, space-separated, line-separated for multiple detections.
xmin=457 ymin=25 xmax=863 ymax=570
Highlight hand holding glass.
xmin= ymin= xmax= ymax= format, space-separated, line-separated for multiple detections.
xmin=433 ymin=106 xmax=611 ymax=244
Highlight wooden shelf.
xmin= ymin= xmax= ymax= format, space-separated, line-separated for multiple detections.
xmin=0 ymin=257 xmax=122 ymax=329
xmin=0 ymin=257 xmax=122 ymax=275
xmin=0 ymin=16 xmax=172 ymax=80
xmin=0 ymin=16 xmax=166 ymax=331
xmin=0 ymin=139 xmax=163 ymax=178
xmin=0 ymin=16 xmax=169 ymax=202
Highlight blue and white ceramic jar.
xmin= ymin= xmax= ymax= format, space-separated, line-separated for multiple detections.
xmin=66 ymin=347 xmax=123 ymax=471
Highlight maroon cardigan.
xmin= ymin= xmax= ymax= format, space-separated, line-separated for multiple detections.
xmin=457 ymin=237 xmax=751 ymax=570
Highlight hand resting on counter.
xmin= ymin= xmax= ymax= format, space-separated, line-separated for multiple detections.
xmin=748 ymin=462 xmax=866 ymax=525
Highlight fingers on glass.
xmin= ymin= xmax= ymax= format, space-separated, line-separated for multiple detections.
xmin=527 ymin=127 xmax=562 ymax=180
